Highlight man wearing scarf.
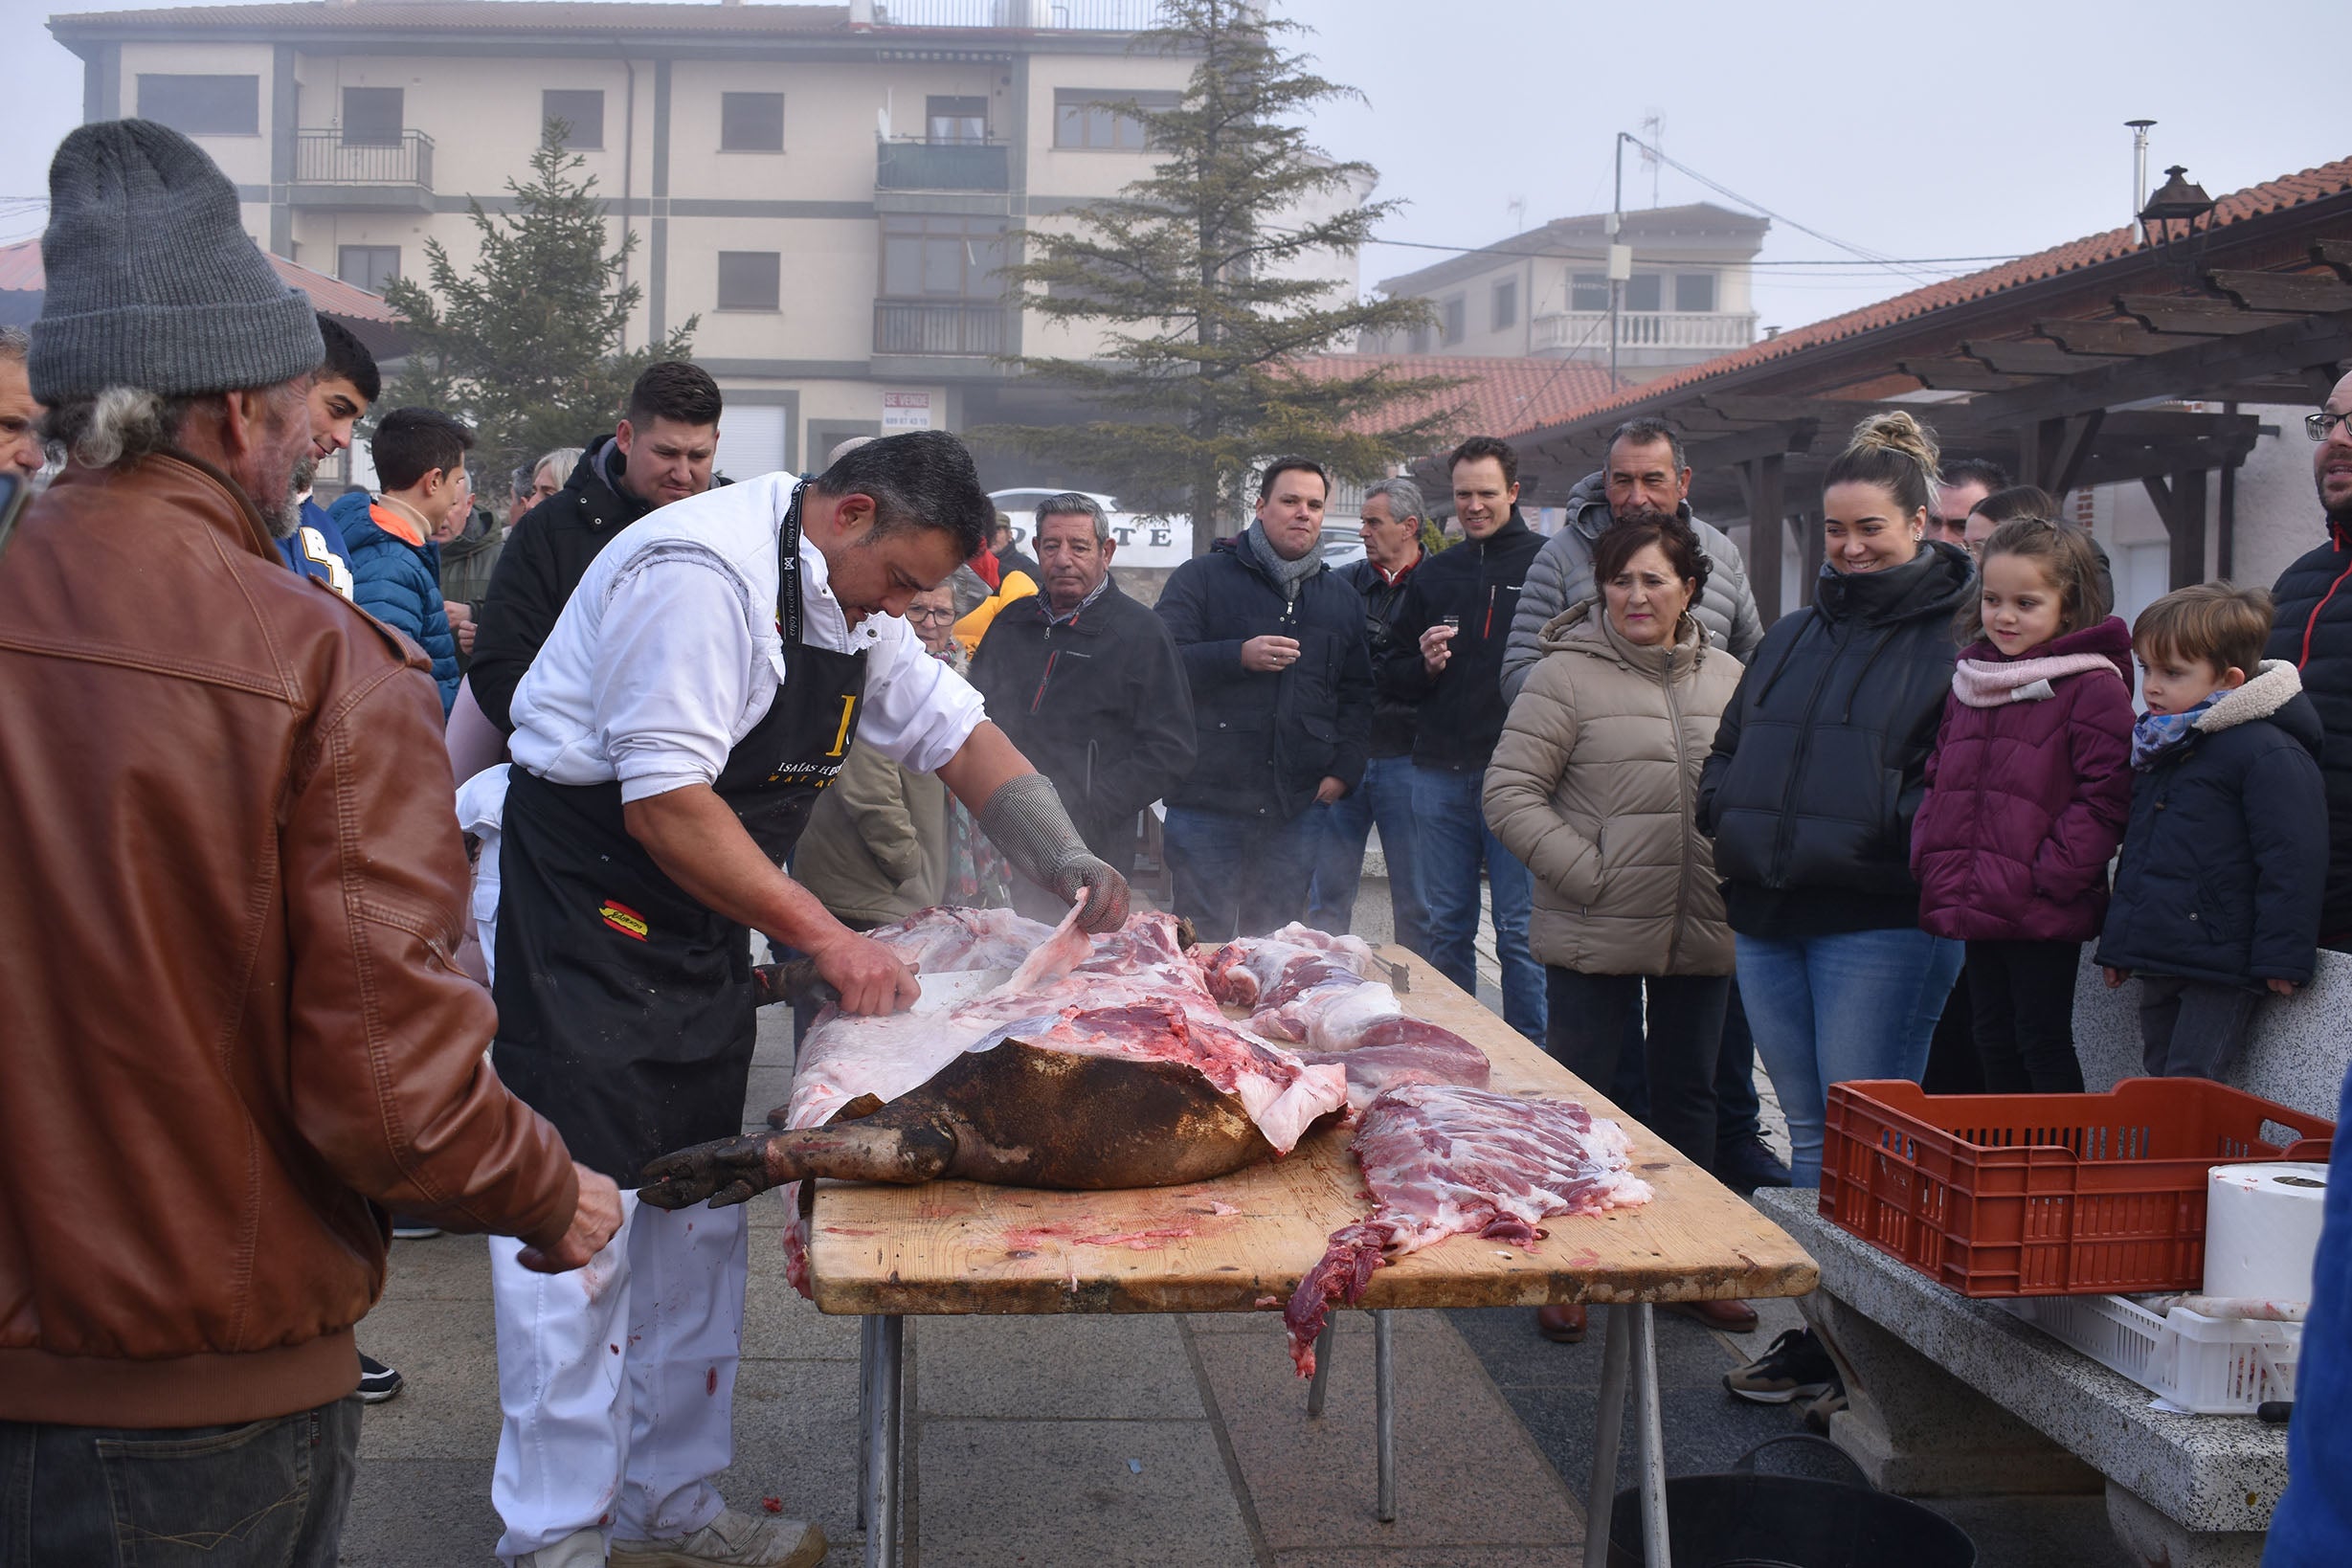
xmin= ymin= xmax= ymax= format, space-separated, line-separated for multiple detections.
xmin=1154 ymin=458 xmax=1374 ymax=939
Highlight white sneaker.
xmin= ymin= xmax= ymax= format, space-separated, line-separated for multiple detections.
xmin=516 ymin=1528 xmax=606 ymax=1568
xmin=609 ymin=1508 xmax=826 ymax=1568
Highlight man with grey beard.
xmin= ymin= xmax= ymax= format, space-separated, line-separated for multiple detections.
xmin=0 ymin=120 xmax=612 ymax=1566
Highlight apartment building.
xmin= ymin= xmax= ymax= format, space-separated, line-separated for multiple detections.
xmin=47 ymin=0 xmax=1214 ymax=482
xmin=1366 ymin=203 xmax=1769 ymax=384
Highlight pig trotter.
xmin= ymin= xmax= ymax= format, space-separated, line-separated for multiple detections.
xmin=638 ymin=1133 xmax=777 ymax=1210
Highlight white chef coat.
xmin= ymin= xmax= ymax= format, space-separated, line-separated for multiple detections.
xmin=506 ymin=472 xmax=987 ymax=804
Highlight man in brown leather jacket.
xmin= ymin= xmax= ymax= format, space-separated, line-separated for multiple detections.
xmin=0 ymin=120 xmax=621 ymax=1567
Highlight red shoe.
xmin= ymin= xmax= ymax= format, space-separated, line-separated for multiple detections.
xmin=1665 ymin=1298 xmax=1758 ymax=1333
xmin=1535 ymin=1304 xmax=1587 ymax=1343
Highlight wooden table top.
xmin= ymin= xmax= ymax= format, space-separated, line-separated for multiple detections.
xmin=807 ymin=948 xmax=1819 ymax=1317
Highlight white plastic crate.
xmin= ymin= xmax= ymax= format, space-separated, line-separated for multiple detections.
xmin=2004 ymin=1293 xmax=2298 ymax=1415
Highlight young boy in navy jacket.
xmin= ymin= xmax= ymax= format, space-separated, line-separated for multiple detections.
xmin=2097 ymin=583 xmax=2327 ymax=1078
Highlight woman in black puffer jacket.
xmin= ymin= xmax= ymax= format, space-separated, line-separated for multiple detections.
xmin=1699 ymin=412 xmax=1976 ymax=1189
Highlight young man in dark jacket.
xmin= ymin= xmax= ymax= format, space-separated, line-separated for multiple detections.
xmin=1309 ymin=476 xmax=1427 ymax=946
xmin=469 ymin=361 xmax=723 ymax=731
xmin=2101 ymin=584 xmax=2326 ymax=1078
xmin=971 ymin=492 xmax=1197 ymax=917
xmin=1156 ymin=458 xmax=1374 ymax=940
xmin=1384 ymin=437 xmax=1549 ymax=1041
xmin=280 ymin=316 xmax=377 ymax=598
xmin=2266 ymin=370 xmax=2352 ymax=946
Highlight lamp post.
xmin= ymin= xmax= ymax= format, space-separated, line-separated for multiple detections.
xmin=2139 ymin=165 xmax=2218 ymax=283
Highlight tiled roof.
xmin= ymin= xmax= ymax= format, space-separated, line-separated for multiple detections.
xmin=52 ymin=3 xmax=848 ymax=37
xmin=1516 ymin=155 xmax=2352 ymax=438
xmin=1288 ymin=353 xmax=1624 ymax=440
xmin=0 ymin=237 xmax=401 ymax=325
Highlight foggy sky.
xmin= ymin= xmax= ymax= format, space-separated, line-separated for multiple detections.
xmin=1 ymin=0 xmax=2339 ymax=338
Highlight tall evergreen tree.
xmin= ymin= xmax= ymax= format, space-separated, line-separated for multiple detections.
xmin=379 ymin=124 xmax=695 ymax=481
xmin=981 ymin=0 xmax=1455 ymax=555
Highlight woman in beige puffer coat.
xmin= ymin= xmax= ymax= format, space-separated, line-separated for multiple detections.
xmin=1483 ymin=518 xmax=1743 ymax=1174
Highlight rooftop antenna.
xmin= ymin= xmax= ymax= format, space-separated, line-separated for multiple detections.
xmin=2126 ymin=119 xmax=2156 ymax=243
xmin=1638 ymin=110 xmax=1664 ymax=207
xmin=1506 ymin=195 xmax=1525 ymax=234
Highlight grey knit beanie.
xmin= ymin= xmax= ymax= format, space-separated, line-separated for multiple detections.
xmin=30 ymin=119 xmax=323 ymax=403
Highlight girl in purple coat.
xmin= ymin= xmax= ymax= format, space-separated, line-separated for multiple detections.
xmin=1911 ymin=519 xmax=2136 ymax=1092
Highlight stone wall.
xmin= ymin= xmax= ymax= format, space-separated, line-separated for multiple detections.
xmin=2073 ymin=949 xmax=2352 ymax=1122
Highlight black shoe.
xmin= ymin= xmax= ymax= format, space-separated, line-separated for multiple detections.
xmin=1715 ymin=1134 xmax=1793 ymax=1196
xmin=357 ymin=1354 xmax=405 ymax=1403
xmin=1723 ymin=1328 xmax=1836 ymax=1404
xmin=1802 ymin=1378 xmax=1848 ymax=1434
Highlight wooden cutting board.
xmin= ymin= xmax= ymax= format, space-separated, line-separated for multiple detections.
xmin=805 ymin=947 xmax=1818 ymax=1317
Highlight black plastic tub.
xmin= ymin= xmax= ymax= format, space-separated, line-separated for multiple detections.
xmin=1603 ymin=1436 xmax=1976 ymax=1568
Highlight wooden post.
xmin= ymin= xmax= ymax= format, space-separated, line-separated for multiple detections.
xmin=1800 ymin=507 xmax=1826 ymax=587
xmin=2142 ymin=469 xmax=2211 ymax=589
xmin=1736 ymin=454 xmax=1786 ymax=626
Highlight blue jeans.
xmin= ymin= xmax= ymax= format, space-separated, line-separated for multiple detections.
xmin=1 ymin=1396 xmax=362 ymax=1566
xmin=1307 ymin=755 xmax=1427 ymax=954
xmin=1411 ymin=765 xmax=1546 ymax=1043
xmin=1163 ymin=804 xmax=1322 ymax=942
xmin=1736 ymin=928 xmax=1964 ymax=1186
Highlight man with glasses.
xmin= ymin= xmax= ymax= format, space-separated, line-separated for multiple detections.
xmin=2267 ymin=371 xmax=2352 ymax=950
xmin=970 ymin=493 xmax=1196 ymax=921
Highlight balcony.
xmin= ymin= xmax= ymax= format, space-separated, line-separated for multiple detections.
xmin=1532 ymin=308 xmax=1756 ymax=362
xmin=290 ymin=129 xmax=435 ymax=213
xmin=873 ymin=0 xmax=1163 ymax=27
xmin=876 ymin=140 xmax=1012 ymax=193
xmin=874 ymin=299 xmax=1008 ymax=357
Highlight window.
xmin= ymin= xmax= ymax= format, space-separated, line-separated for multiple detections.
xmin=717 ymin=251 xmax=781 ymax=312
xmin=927 ymin=96 xmax=987 ymax=145
xmin=1052 ymin=88 xmax=1177 ymax=149
xmin=1674 ymin=272 xmax=1717 ymax=312
xmin=542 ymin=89 xmax=605 ymax=149
xmin=338 ymin=245 xmax=401 ymax=295
xmin=1571 ymin=273 xmax=1609 ymax=312
xmin=341 ymin=86 xmax=403 ymax=146
xmin=1491 ymin=278 xmax=1517 ymax=331
xmin=880 ymin=214 xmax=1009 ymax=300
xmin=1406 ymin=325 xmax=1432 ymax=355
xmin=1441 ymin=295 xmax=1466 ymax=347
xmin=721 ymin=92 xmax=784 ymax=152
xmin=135 ymin=75 xmax=258 ymax=136
xmin=1625 ymin=273 xmax=1662 ymax=312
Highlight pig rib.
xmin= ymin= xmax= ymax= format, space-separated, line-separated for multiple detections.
xmin=1283 ymin=1083 xmax=1653 ymax=1377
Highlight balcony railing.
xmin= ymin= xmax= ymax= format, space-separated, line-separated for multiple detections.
xmin=874 ymin=0 xmax=1163 ymax=27
xmin=294 ymin=129 xmax=434 ymax=189
xmin=875 ymin=300 xmax=1007 ymax=356
xmin=1531 ymin=308 xmax=1756 ymax=355
xmin=876 ymin=140 xmax=1011 ymax=192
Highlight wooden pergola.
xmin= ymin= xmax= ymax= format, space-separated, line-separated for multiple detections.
xmin=1429 ymin=159 xmax=2352 ymax=623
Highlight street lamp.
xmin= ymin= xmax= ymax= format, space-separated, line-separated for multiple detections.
xmin=2139 ymin=165 xmax=2217 ymax=281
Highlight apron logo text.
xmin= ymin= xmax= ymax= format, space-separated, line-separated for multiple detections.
xmin=598 ymin=900 xmax=650 ymax=941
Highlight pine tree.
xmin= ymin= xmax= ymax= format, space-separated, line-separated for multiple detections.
xmin=980 ymin=0 xmax=1456 ymax=556
xmin=379 ymin=123 xmax=695 ymax=482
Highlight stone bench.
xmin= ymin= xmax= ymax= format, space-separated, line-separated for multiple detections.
xmin=1757 ymin=1188 xmax=2288 ymax=1568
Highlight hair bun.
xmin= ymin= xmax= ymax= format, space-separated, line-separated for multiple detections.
xmin=1845 ymin=410 xmax=1942 ymax=484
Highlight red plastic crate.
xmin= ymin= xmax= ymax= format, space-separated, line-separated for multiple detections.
xmin=1818 ymin=1078 xmax=2335 ymax=1297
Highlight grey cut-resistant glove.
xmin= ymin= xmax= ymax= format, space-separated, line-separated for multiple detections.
xmin=977 ymin=773 xmax=1131 ymax=932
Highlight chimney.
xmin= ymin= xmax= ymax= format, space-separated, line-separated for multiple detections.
xmin=2126 ymin=120 xmax=2156 ymax=241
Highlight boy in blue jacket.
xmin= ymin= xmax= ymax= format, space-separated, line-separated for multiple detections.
xmin=2097 ymin=583 xmax=2327 ymax=1078
xmin=279 ymin=316 xmax=379 ymax=599
xmin=332 ymin=406 xmax=473 ymax=714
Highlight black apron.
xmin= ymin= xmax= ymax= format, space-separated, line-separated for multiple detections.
xmin=492 ymin=483 xmax=868 ymax=1180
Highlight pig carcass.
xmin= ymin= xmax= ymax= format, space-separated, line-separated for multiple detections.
xmin=638 ymin=907 xmax=1353 ymax=1215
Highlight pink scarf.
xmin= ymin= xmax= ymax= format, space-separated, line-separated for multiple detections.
xmin=1951 ymin=650 xmax=2124 ymax=708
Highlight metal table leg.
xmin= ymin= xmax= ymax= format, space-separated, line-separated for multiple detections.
xmin=1629 ymin=1305 xmax=1669 ymax=1568
xmin=1581 ymin=1306 xmax=1632 ymax=1568
xmin=1374 ymin=1310 xmax=1397 ymax=1523
xmin=1305 ymin=1320 xmax=1336 ymax=1417
xmin=861 ymin=1314 xmax=904 ymax=1568
xmin=856 ymin=1316 xmax=875 ymax=1532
